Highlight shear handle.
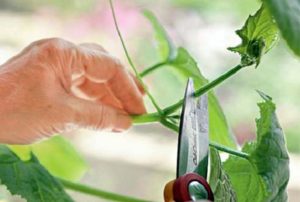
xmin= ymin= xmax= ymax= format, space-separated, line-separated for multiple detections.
xmin=164 ymin=173 xmax=214 ymax=202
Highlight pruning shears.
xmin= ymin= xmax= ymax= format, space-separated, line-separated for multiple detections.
xmin=164 ymin=78 xmax=214 ymax=202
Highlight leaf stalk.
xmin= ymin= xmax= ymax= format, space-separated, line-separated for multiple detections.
xmin=160 ymin=119 xmax=180 ymax=132
xmin=140 ymin=61 xmax=168 ymax=77
xmin=131 ymin=113 xmax=161 ymax=124
xmin=133 ymin=63 xmax=249 ymax=127
xmin=209 ymin=142 xmax=250 ymax=159
xmin=109 ymin=0 xmax=162 ymax=115
xmin=59 ymin=178 xmax=150 ymax=202
xmin=163 ymin=64 xmax=246 ymax=115
xmin=153 ymin=120 xmax=250 ymax=159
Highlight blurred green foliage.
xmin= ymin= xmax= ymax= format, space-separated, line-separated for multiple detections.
xmin=265 ymin=0 xmax=300 ymax=56
xmin=169 ymin=0 xmax=260 ymax=17
xmin=0 ymin=0 xmax=299 ymax=155
xmin=0 ymin=0 xmax=298 ymax=201
xmin=9 ymin=136 xmax=87 ymax=181
xmin=285 ymin=128 xmax=300 ymax=153
xmin=144 ymin=10 xmax=236 ymax=148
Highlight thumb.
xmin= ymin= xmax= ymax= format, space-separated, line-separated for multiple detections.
xmin=67 ymin=96 xmax=131 ymax=132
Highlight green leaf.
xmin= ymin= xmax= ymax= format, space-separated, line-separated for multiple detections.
xmin=145 ymin=11 xmax=236 ymax=148
xmin=9 ymin=135 xmax=87 ymax=181
xmin=223 ymin=147 xmax=266 ymax=202
xmin=169 ymin=48 xmax=236 ymax=148
xmin=228 ymin=4 xmax=279 ymax=66
xmin=265 ymin=0 xmax=300 ymax=57
xmin=0 ymin=145 xmax=73 ymax=202
xmin=209 ymin=148 xmax=236 ymax=202
xmin=224 ymin=93 xmax=289 ymax=202
xmin=250 ymin=93 xmax=289 ymax=201
xmin=143 ymin=10 xmax=177 ymax=61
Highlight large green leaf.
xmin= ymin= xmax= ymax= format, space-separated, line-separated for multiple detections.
xmin=169 ymin=48 xmax=236 ymax=148
xmin=223 ymin=146 xmax=266 ymax=202
xmin=209 ymin=148 xmax=236 ymax=202
xmin=228 ymin=4 xmax=279 ymax=66
xmin=0 ymin=145 xmax=73 ymax=202
xmin=9 ymin=135 xmax=87 ymax=181
xmin=224 ymin=93 xmax=289 ymax=202
xmin=143 ymin=10 xmax=177 ymax=61
xmin=265 ymin=0 xmax=300 ymax=57
xmin=145 ymin=11 xmax=236 ymax=148
xmin=250 ymin=92 xmax=289 ymax=201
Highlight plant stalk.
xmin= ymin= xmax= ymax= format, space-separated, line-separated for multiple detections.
xmin=140 ymin=61 xmax=168 ymax=77
xmin=156 ymin=120 xmax=249 ymax=159
xmin=132 ymin=113 xmax=161 ymax=124
xmin=163 ymin=64 xmax=245 ymax=115
xmin=209 ymin=141 xmax=249 ymax=159
xmin=59 ymin=178 xmax=150 ymax=202
xmin=109 ymin=0 xmax=162 ymax=114
xmin=109 ymin=0 xmax=251 ymax=161
xmin=160 ymin=119 xmax=179 ymax=132
xmin=194 ymin=64 xmax=244 ymax=97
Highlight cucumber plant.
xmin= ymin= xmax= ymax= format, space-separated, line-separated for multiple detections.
xmin=0 ymin=0 xmax=299 ymax=201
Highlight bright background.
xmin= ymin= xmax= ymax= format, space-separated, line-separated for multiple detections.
xmin=0 ymin=0 xmax=299 ymax=201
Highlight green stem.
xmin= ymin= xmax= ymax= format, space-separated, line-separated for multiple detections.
xmin=59 ymin=178 xmax=150 ymax=202
xmin=132 ymin=113 xmax=161 ymax=124
xmin=160 ymin=119 xmax=179 ymax=132
xmin=163 ymin=64 xmax=245 ymax=115
xmin=140 ymin=61 xmax=168 ymax=77
xmin=168 ymin=114 xmax=180 ymax=119
xmin=209 ymin=141 xmax=250 ymax=159
xmin=194 ymin=64 xmax=244 ymax=97
xmin=108 ymin=0 xmax=162 ymax=114
xmin=157 ymin=121 xmax=249 ymax=159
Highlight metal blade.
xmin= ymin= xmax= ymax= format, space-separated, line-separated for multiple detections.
xmin=176 ymin=78 xmax=209 ymax=179
xmin=194 ymin=93 xmax=209 ymax=178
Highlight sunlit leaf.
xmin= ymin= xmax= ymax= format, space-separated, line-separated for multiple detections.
xmin=145 ymin=11 xmax=236 ymax=148
xmin=228 ymin=4 xmax=279 ymax=66
xmin=209 ymin=148 xmax=236 ymax=202
xmin=143 ymin=10 xmax=177 ymax=61
xmin=223 ymin=146 xmax=266 ymax=201
xmin=169 ymin=48 xmax=236 ymax=148
xmin=9 ymin=135 xmax=87 ymax=181
xmin=224 ymin=93 xmax=289 ymax=201
xmin=265 ymin=0 xmax=300 ymax=57
xmin=0 ymin=145 xmax=73 ymax=202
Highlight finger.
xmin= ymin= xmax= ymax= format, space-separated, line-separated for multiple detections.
xmin=72 ymin=75 xmax=85 ymax=87
xmin=71 ymin=76 xmax=91 ymax=100
xmin=79 ymin=43 xmax=108 ymax=53
xmin=76 ymin=46 xmax=146 ymax=114
xmin=67 ymin=96 xmax=131 ymax=132
xmin=72 ymin=76 xmax=122 ymax=109
xmin=4 ymin=38 xmax=58 ymax=65
xmin=72 ymin=76 xmax=123 ymax=109
xmin=107 ymin=66 xmax=146 ymax=114
xmin=129 ymin=72 xmax=145 ymax=95
xmin=97 ymin=90 xmax=123 ymax=110
xmin=74 ymin=78 xmax=107 ymax=100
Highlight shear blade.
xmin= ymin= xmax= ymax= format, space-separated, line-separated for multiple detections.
xmin=176 ymin=78 xmax=209 ymax=179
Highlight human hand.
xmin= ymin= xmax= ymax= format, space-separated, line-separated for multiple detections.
xmin=0 ymin=38 xmax=146 ymax=144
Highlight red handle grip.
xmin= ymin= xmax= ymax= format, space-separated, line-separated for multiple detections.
xmin=163 ymin=173 xmax=214 ymax=202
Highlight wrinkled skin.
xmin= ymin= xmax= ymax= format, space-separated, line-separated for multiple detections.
xmin=0 ymin=38 xmax=146 ymax=144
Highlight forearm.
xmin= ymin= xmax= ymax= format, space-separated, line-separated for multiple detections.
xmin=0 ymin=68 xmax=16 ymax=108
xmin=0 ymin=71 xmax=8 ymax=107
xmin=0 ymin=71 xmax=14 ymax=143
